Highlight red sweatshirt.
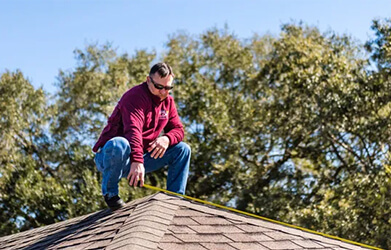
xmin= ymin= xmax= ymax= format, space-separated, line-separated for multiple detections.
xmin=92 ymin=82 xmax=184 ymax=163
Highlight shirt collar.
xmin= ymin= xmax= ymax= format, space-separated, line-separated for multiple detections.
xmin=143 ymin=82 xmax=163 ymax=105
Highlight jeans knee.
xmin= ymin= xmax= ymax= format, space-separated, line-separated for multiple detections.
xmin=105 ymin=137 xmax=130 ymax=158
xmin=178 ymin=142 xmax=191 ymax=156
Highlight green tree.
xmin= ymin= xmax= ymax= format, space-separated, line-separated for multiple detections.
xmin=0 ymin=71 xmax=72 ymax=234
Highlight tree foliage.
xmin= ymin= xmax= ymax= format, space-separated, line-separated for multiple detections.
xmin=1 ymin=20 xmax=391 ymax=248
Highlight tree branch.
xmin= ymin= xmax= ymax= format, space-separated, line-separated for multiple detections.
xmin=327 ymin=131 xmax=368 ymax=173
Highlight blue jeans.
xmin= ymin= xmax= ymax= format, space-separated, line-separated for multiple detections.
xmin=94 ymin=137 xmax=191 ymax=198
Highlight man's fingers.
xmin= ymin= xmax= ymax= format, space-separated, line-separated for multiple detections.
xmin=148 ymin=141 xmax=157 ymax=152
xmin=159 ymin=148 xmax=166 ymax=158
xmin=150 ymin=147 xmax=159 ymax=158
xmin=134 ymin=174 xmax=141 ymax=187
xmin=130 ymin=173 xmax=140 ymax=187
xmin=129 ymin=173 xmax=135 ymax=186
xmin=153 ymin=146 xmax=167 ymax=159
xmin=128 ymin=173 xmax=141 ymax=187
xmin=128 ymin=174 xmax=133 ymax=186
xmin=139 ymin=173 xmax=144 ymax=187
xmin=147 ymin=143 xmax=156 ymax=152
xmin=149 ymin=148 xmax=155 ymax=158
xmin=153 ymin=147 xmax=163 ymax=159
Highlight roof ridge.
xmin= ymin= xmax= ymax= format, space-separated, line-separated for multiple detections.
xmin=106 ymin=195 xmax=179 ymax=249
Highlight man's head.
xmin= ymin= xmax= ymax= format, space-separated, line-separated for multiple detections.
xmin=147 ymin=62 xmax=174 ymax=101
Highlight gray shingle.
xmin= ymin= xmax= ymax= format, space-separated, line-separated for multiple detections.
xmin=160 ymin=234 xmax=182 ymax=243
xmin=201 ymin=243 xmax=238 ymax=250
xmin=168 ymin=225 xmax=197 ymax=234
xmin=264 ymin=231 xmax=303 ymax=240
xmin=174 ymin=233 xmax=233 ymax=243
xmin=236 ymin=224 xmax=273 ymax=233
xmin=260 ymin=240 xmax=303 ymax=249
xmin=189 ymin=225 xmax=244 ymax=234
xmin=292 ymin=239 xmax=325 ymax=248
xmin=230 ymin=242 xmax=270 ymax=249
xmin=223 ymin=233 xmax=258 ymax=242
xmin=158 ymin=242 xmax=207 ymax=250
xmin=191 ymin=216 xmax=232 ymax=225
xmin=248 ymin=233 xmax=274 ymax=242
xmin=172 ymin=217 xmax=199 ymax=225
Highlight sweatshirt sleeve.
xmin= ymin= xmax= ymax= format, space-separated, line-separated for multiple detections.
xmin=92 ymin=105 xmax=122 ymax=153
xmin=164 ymin=98 xmax=184 ymax=145
xmin=120 ymin=94 xmax=145 ymax=163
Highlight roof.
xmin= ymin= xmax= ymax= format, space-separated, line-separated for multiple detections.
xmin=0 ymin=192 xmax=374 ymax=250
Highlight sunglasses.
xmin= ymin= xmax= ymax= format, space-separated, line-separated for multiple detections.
xmin=149 ymin=76 xmax=174 ymax=91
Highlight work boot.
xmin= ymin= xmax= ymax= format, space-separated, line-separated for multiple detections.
xmin=104 ymin=195 xmax=125 ymax=210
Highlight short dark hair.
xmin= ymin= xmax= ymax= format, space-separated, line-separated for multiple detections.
xmin=149 ymin=62 xmax=174 ymax=78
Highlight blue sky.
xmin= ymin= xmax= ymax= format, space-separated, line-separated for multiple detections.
xmin=1 ymin=0 xmax=390 ymax=93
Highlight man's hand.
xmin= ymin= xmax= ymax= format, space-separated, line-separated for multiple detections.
xmin=147 ymin=136 xmax=170 ymax=159
xmin=127 ymin=162 xmax=145 ymax=187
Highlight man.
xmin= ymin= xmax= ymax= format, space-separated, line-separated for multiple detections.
xmin=92 ymin=62 xmax=191 ymax=210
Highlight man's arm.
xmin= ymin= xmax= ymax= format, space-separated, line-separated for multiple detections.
xmin=120 ymin=97 xmax=145 ymax=163
xmin=92 ymin=105 xmax=122 ymax=153
xmin=120 ymin=95 xmax=146 ymax=187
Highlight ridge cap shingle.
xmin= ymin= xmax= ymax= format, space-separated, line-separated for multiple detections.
xmin=107 ymin=196 xmax=179 ymax=250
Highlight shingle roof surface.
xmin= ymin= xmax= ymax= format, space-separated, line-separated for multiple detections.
xmin=0 ymin=192 xmax=372 ymax=250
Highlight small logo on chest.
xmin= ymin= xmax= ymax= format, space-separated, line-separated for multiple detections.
xmin=159 ymin=109 xmax=169 ymax=120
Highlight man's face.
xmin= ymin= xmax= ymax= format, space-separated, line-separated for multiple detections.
xmin=147 ymin=73 xmax=174 ymax=101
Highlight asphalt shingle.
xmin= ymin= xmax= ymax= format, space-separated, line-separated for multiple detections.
xmin=223 ymin=233 xmax=258 ymax=242
xmin=292 ymin=239 xmax=325 ymax=248
xmin=260 ymin=240 xmax=304 ymax=249
xmin=158 ymin=242 xmax=207 ymax=250
xmin=172 ymin=217 xmax=199 ymax=225
xmin=189 ymin=225 xmax=244 ymax=234
xmin=229 ymin=242 xmax=270 ymax=249
xmin=0 ymin=192 xmax=375 ymax=250
xmin=264 ymin=231 xmax=304 ymax=240
xmin=167 ymin=225 xmax=197 ymax=234
xmin=191 ymin=216 xmax=232 ymax=225
xmin=200 ymin=242 xmax=237 ymax=250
